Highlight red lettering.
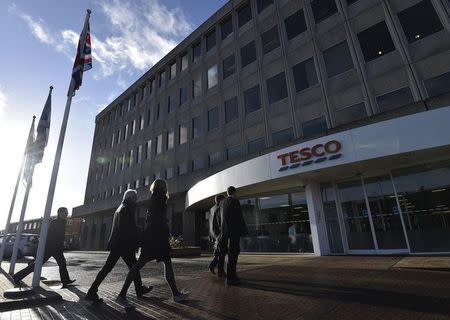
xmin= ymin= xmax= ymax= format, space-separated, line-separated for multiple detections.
xmin=299 ymin=147 xmax=311 ymax=160
xmin=289 ymin=151 xmax=300 ymax=163
xmin=311 ymin=144 xmax=325 ymax=157
xmin=324 ymin=140 xmax=341 ymax=154
xmin=277 ymin=153 xmax=290 ymax=166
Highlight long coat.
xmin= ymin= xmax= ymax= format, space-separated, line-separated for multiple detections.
xmin=45 ymin=218 xmax=66 ymax=254
xmin=221 ymin=196 xmax=248 ymax=239
xmin=107 ymin=200 xmax=139 ymax=251
xmin=209 ymin=203 xmax=222 ymax=240
xmin=141 ymin=193 xmax=171 ymax=262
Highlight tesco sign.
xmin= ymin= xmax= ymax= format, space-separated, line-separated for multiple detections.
xmin=276 ymin=140 xmax=342 ymax=172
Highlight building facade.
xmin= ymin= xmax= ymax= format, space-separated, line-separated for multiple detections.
xmin=73 ymin=0 xmax=450 ymax=255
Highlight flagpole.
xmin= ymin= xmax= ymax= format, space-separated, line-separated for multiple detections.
xmin=32 ymin=9 xmax=91 ymax=288
xmin=0 ymin=116 xmax=35 ymax=266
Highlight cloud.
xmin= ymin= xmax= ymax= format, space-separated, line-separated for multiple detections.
xmin=18 ymin=13 xmax=53 ymax=45
xmin=0 ymin=86 xmax=6 ymax=117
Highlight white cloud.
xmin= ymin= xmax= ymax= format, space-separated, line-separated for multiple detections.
xmin=0 ymin=86 xmax=7 ymax=117
xmin=18 ymin=13 xmax=53 ymax=45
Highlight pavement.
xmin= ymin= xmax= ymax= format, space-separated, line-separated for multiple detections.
xmin=1 ymin=252 xmax=450 ymax=319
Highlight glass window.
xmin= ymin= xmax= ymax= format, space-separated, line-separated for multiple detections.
xmin=192 ymin=158 xmax=204 ymax=171
xmin=266 ymin=72 xmax=288 ymax=104
xmin=131 ymin=120 xmax=136 ymax=135
xmin=144 ymin=176 xmax=151 ymax=186
xmin=193 ymin=41 xmax=201 ymax=63
xmin=376 ymin=87 xmax=414 ymax=112
xmin=156 ymin=103 xmax=160 ymax=121
xmin=169 ymin=61 xmax=176 ymax=80
xmin=167 ymin=95 xmax=173 ymax=114
xmin=223 ymin=54 xmax=236 ymax=79
xmin=248 ymin=137 xmax=266 ymax=153
xmin=207 ymin=65 xmax=218 ymax=89
xmin=244 ymin=85 xmax=261 ymax=114
xmin=225 ymin=96 xmax=239 ymax=123
xmin=398 ymin=0 xmax=443 ymax=43
xmin=358 ymin=22 xmax=396 ymax=62
xmin=179 ymin=87 xmax=188 ymax=105
xmin=272 ymin=127 xmax=294 ymax=145
xmin=124 ymin=124 xmax=128 ymax=140
xmin=179 ymin=124 xmax=188 ymax=145
xmin=167 ymin=130 xmax=174 ymax=150
xmin=139 ymin=115 xmax=144 ymax=130
xmin=165 ymin=168 xmax=174 ymax=180
xmin=128 ymin=149 xmax=134 ymax=167
xmin=159 ymin=71 xmax=165 ymax=87
xmin=347 ymin=0 xmax=359 ymax=4
xmin=321 ymin=184 xmax=344 ymax=253
xmin=209 ymin=152 xmax=222 ymax=167
xmin=241 ymin=41 xmax=257 ymax=68
xmin=192 ymin=116 xmax=203 ymax=139
xmin=221 ymin=16 xmax=233 ymax=40
xmin=208 ymin=106 xmax=219 ymax=131
xmin=145 ymin=140 xmax=152 ymax=159
xmin=257 ymin=0 xmax=273 ymax=13
xmin=227 ymin=145 xmax=242 ymax=160
xmin=193 ymin=74 xmax=202 ymax=98
xmin=156 ymin=134 xmax=162 ymax=155
xmin=180 ymin=52 xmax=188 ymax=71
xmin=302 ymin=116 xmax=327 ymax=137
xmin=261 ymin=25 xmax=280 ymax=54
xmin=238 ymin=2 xmax=252 ymax=27
xmin=311 ymin=0 xmax=338 ymax=22
xmin=146 ymin=108 xmax=151 ymax=126
xmin=335 ymin=102 xmax=367 ymax=125
xmin=323 ymin=41 xmax=354 ymax=78
xmin=137 ymin=145 xmax=142 ymax=163
xmin=206 ymin=28 xmax=216 ymax=52
xmin=424 ymin=72 xmax=450 ymax=98
xmin=284 ymin=9 xmax=307 ymax=40
xmin=178 ymin=162 xmax=188 ymax=175
xmin=292 ymin=57 xmax=318 ymax=92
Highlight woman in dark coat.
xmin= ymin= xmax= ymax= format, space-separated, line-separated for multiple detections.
xmin=116 ymin=179 xmax=188 ymax=307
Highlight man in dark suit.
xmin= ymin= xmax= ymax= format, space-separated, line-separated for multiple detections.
xmin=208 ymin=194 xmax=225 ymax=277
xmin=221 ymin=186 xmax=248 ymax=286
xmin=13 ymin=207 xmax=75 ymax=288
xmin=85 ymin=189 xmax=152 ymax=302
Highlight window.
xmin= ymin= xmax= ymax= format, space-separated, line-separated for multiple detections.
xmin=111 ymin=133 xmax=115 ymax=148
xmin=135 ymin=179 xmax=140 ymax=189
xmin=266 ymin=72 xmax=288 ymax=104
xmin=206 ymin=28 xmax=216 ymax=52
xmin=167 ymin=130 xmax=174 ymax=150
xmin=248 ymin=137 xmax=266 ymax=153
xmin=165 ymin=168 xmax=174 ymax=180
xmin=241 ymin=41 xmax=256 ymax=68
xmin=117 ymin=129 xmax=121 ymax=144
xmin=272 ymin=127 xmax=294 ymax=145
xmin=127 ymin=97 xmax=132 ymax=111
xmin=180 ymin=52 xmax=188 ymax=71
xmin=208 ymin=107 xmax=219 ymax=131
xmin=223 ymin=54 xmax=236 ymax=79
xmin=114 ymin=157 xmax=119 ymax=173
xmin=244 ymin=85 xmax=261 ymax=114
xmin=145 ymin=140 xmax=152 ymax=159
xmin=137 ymin=145 xmax=143 ymax=163
xmin=358 ymin=22 xmax=396 ymax=62
xmin=167 ymin=95 xmax=174 ymax=113
xmin=128 ymin=149 xmax=134 ymax=167
xmin=335 ymin=102 xmax=367 ymax=125
xmin=139 ymin=115 xmax=144 ymax=130
xmin=221 ymin=16 xmax=233 ymax=40
xmin=292 ymin=57 xmax=318 ymax=92
xmin=179 ymin=87 xmax=188 ymax=105
xmin=193 ymin=74 xmax=202 ymax=98
xmin=323 ymin=41 xmax=354 ymax=78
xmin=131 ymin=120 xmax=136 ymax=135
xmin=209 ymin=152 xmax=222 ymax=167
xmin=311 ymin=0 xmax=338 ymax=23
xmin=169 ymin=61 xmax=177 ymax=80
xmin=261 ymin=26 xmax=280 ymax=54
xmin=159 ymin=71 xmax=165 ymax=88
xmin=156 ymin=103 xmax=160 ymax=120
xmin=144 ymin=176 xmax=151 ymax=186
xmin=207 ymin=65 xmax=218 ymax=89
xmin=155 ymin=134 xmax=162 ymax=155
xmin=284 ymin=9 xmax=307 ymax=40
xmin=124 ymin=124 xmax=128 ymax=140
xmin=238 ymin=2 xmax=252 ymax=27
xmin=376 ymin=87 xmax=414 ymax=112
xmin=178 ymin=162 xmax=188 ymax=176
xmin=225 ymin=97 xmax=239 ymax=123
xmin=179 ymin=124 xmax=188 ymax=145
xmin=227 ymin=145 xmax=242 ymax=160
xmin=192 ymin=116 xmax=203 ymax=139
xmin=257 ymin=0 xmax=273 ymax=13
xmin=193 ymin=42 xmax=201 ymax=63
xmin=424 ymin=72 xmax=450 ymax=98
xmin=302 ymin=116 xmax=328 ymax=137
xmin=398 ymin=0 xmax=443 ymax=43
xmin=146 ymin=109 xmax=151 ymax=126
xmin=192 ymin=158 xmax=204 ymax=171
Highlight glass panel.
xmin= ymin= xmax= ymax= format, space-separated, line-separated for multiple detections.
xmin=238 ymin=2 xmax=252 ymax=27
xmin=323 ymin=41 xmax=354 ymax=78
xmin=267 ymin=72 xmax=288 ymax=104
xmin=335 ymin=102 xmax=367 ymax=125
xmin=357 ymin=22 xmax=396 ymax=62
xmin=424 ymin=72 xmax=450 ymax=98
xmin=248 ymin=137 xmax=265 ymax=154
xmin=285 ymin=9 xmax=307 ymax=40
xmin=321 ymin=184 xmax=344 ymax=253
xmin=339 ymin=180 xmax=375 ymax=250
xmin=223 ymin=54 xmax=236 ymax=79
xmin=261 ymin=25 xmax=280 ymax=54
xmin=206 ymin=28 xmax=216 ymax=51
xmin=376 ymin=87 xmax=414 ymax=112
xmin=207 ymin=65 xmax=218 ymax=89
xmin=221 ymin=16 xmax=233 ymax=40
xmin=364 ymin=176 xmax=407 ymax=249
xmin=244 ymin=84 xmax=261 ymax=114
xmin=241 ymin=41 xmax=256 ymax=68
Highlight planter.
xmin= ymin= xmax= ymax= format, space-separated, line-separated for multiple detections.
xmin=171 ymin=247 xmax=201 ymax=257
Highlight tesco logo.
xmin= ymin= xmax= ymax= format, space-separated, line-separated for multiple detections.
xmin=277 ymin=140 xmax=342 ymax=172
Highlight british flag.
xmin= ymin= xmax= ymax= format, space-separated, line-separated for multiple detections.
xmin=70 ymin=20 xmax=92 ymax=96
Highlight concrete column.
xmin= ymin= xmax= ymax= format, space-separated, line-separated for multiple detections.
xmin=305 ymin=181 xmax=330 ymax=256
xmin=182 ymin=210 xmax=196 ymax=246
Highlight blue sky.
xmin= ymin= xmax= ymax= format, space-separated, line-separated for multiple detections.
xmin=0 ymin=0 xmax=226 ymax=228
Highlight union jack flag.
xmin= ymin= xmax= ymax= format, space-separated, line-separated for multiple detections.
xmin=70 ymin=20 xmax=92 ymax=96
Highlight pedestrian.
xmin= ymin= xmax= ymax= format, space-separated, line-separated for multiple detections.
xmin=85 ymin=189 xmax=153 ymax=303
xmin=12 ymin=207 xmax=76 ymax=288
xmin=116 ymin=179 xmax=189 ymax=309
xmin=221 ymin=186 xmax=248 ymax=286
xmin=208 ymin=194 xmax=226 ymax=277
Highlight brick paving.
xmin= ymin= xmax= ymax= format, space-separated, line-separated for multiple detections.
xmin=1 ymin=255 xmax=450 ymax=320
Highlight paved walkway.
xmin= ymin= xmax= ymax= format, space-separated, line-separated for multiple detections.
xmin=1 ymin=255 xmax=450 ymax=319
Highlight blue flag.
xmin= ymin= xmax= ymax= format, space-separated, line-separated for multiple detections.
xmin=34 ymin=87 xmax=52 ymax=164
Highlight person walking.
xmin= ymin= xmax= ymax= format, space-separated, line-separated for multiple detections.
xmin=208 ymin=194 xmax=226 ymax=277
xmin=13 ymin=207 xmax=75 ymax=288
xmin=116 ymin=179 xmax=188 ymax=309
xmin=221 ymin=186 xmax=248 ymax=286
xmin=85 ymin=189 xmax=153 ymax=302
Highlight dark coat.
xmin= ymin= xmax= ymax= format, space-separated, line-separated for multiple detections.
xmin=107 ymin=200 xmax=139 ymax=251
xmin=209 ymin=203 xmax=222 ymax=239
xmin=141 ymin=192 xmax=171 ymax=262
xmin=45 ymin=218 xmax=66 ymax=254
xmin=221 ymin=196 xmax=248 ymax=239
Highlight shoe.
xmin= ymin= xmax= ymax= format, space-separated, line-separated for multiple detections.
xmin=62 ymin=279 xmax=76 ymax=288
xmin=115 ymin=295 xmax=135 ymax=310
xmin=208 ymin=262 xmax=216 ymax=275
xmin=173 ymin=290 xmax=190 ymax=303
xmin=217 ymin=269 xmax=226 ymax=278
xmin=85 ymin=290 xmax=103 ymax=303
xmin=225 ymin=278 xmax=241 ymax=286
xmin=136 ymin=285 xmax=153 ymax=298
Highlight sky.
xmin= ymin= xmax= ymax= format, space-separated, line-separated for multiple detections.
xmin=0 ymin=0 xmax=226 ymax=229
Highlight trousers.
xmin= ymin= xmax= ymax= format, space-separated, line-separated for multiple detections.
xmin=14 ymin=250 xmax=70 ymax=283
xmin=225 ymin=236 xmax=241 ymax=280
